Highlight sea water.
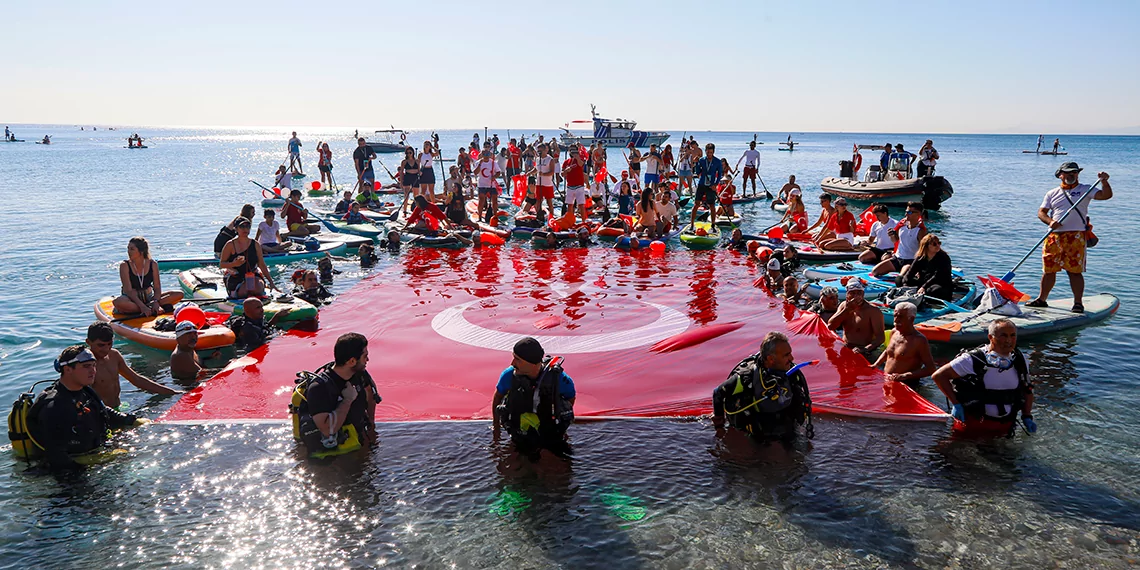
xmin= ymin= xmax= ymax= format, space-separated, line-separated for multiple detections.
xmin=0 ymin=126 xmax=1138 ymax=568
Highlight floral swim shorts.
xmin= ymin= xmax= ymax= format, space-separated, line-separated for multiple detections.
xmin=1042 ymin=231 xmax=1086 ymax=274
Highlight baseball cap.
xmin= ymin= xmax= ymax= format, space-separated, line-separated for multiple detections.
xmin=176 ymin=321 xmax=199 ymax=337
xmin=834 ymin=197 xmax=848 ymax=206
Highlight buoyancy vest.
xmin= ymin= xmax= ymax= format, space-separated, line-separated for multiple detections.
xmin=951 ymin=346 xmax=1031 ymax=423
xmin=496 ymin=356 xmax=574 ymax=440
xmin=723 ymin=355 xmax=813 ymax=440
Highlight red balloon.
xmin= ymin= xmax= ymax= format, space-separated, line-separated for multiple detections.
xmin=311 ymin=180 xmax=322 ymax=191
xmin=175 ymin=305 xmax=206 ymax=329
xmin=271 ymin=187 xmax=281 ymax=197
xmin=374 ymin=181 xmax=382 ymax=190
xmin=649 ymin=241 xmax=666 ymax=254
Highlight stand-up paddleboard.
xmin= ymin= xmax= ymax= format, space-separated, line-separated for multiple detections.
xmin=752 ymin=237 xmax=859 ymax=263
xmin=177 ymin=268 xmax=318 ymax=323
xmin=917 ymin=294 xmax=1118 ymax=344
xmin=94 ymin=297 xmax=235 ymax=352
xmin=159 ymin=248 xmax=949 ymax=425
xmin=157 ymin=240 xmax=347 ymax=271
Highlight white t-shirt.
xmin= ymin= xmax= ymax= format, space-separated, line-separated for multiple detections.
xmin=537 ymin=156 xmax=555 ymax=186
xmin=590 ymin=180 xmax=605 ymax=197
xmin=420 ymin=153 xmax=433 ymax=170
xmin=1041 ymin=184 xmax=1101 ymax=233
xmin=743 ymin=149 xmax=760 ymax=168
xmin=949 ymin=351 xmax=1021 ymax=418
xmin=476 ymin=159 xmax=502 ymax=188
xmin=656 ymin=201 xmax=678 ymax=222
xmin=643 ymin=153 xmax=662 ymax=176
xmin=275 ymin=172 xmax=292 ymax=190
xmin=257 ymin=220 xmax=281 ymax=244
xmin=868 ymin=217 xmax=897 ymax=249
xmin=919 ymin=147 xmax=938 ymax=167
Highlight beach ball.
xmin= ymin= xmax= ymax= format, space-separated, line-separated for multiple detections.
xmin=649 ymin=241 xmax=666 ymax=254
xmin=175 ymin=305 xmax=206 ymax=328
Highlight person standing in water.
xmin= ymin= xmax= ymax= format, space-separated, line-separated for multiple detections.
xmin=740 ymin=140 xmax=761 ymax=197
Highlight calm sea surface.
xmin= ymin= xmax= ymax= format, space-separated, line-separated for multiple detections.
xmin=0 ymin=126 xmax=1138 ymax=568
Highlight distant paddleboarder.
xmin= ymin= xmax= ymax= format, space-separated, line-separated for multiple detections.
xmin=287 ymin=131 xmax=304 ymax=175
xmin=1036 ymin=134 xmax=1045 ymax=153
xmin=1052 ymin=138 xmax=1061 ymax=154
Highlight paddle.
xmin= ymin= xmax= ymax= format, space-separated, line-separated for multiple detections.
xmin=249 ymin=179 xmax=280 ymax=199
xmin=925 ymin=296 xmax=972 ymax=313
xmin=1000 ymin=179 xmax=1102 ymax=282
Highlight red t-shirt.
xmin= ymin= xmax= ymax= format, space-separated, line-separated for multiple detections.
xmin=827 ymin=210 xmax=856 ymax=234
xmin=562 ymin=158 xmax=586 ymax=187
xmin=407 ymin=202 xmax=447 ymax=226
xmin=283 ymin=201 xmax=305 ymax=226
xmin=507 ymin=145 xmax=521 ymax=169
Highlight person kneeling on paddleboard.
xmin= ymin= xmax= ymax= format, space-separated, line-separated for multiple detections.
xmin=492 ymin=337 xmax=576 ymax=459
xmin=12 ymin=345 xmax=148 ymax=470
xmin=931 ymin=318 xmax=1036 ymax=436
xmin=712 ymin=332 xmax=813 ymax=444
xmin=291 ymin=333 xmax=380 ymax=458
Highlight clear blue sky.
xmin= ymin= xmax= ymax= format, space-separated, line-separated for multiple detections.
xmin=2 ymin=0 xmax=1137 ymax=133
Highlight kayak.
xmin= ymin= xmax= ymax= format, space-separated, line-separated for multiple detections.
xmin=916 ymin=294 xmax=1119 ymax=344
xmin=157 ymin=240 xmax=347 ymax=271
xmin=177 ymin=269 xmax=318 ymax=323
xmin=752 ymin=237 xmax=859 ymax=263
xmin=94 ymin=297 xmax=235 ymax=352
xmin=680 ymin=222 xmax=720 ymax=250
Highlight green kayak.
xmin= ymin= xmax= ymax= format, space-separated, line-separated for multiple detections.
xmin=680 ymin=222 xmax=721 ymax=250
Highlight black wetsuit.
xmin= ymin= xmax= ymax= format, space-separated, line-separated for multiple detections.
xmin=27 ymin=382 xmax=136 ymax=469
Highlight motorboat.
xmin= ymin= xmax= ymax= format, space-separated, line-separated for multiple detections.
xmin=820 ymin=144 xmax=953 ymax=210
xmin=367 ymin=129 xmax=408 ymax=153
xmin=558 ymin=105 xmax=669 ymax=148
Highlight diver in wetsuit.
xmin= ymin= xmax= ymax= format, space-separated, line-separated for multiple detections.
xmin=492 ymin=337 xmax=576 ymax=458
xmin=712 ymin=332 xmax=813 ymax=444
xmin=24 ymin=346 xmax=146 ymax=470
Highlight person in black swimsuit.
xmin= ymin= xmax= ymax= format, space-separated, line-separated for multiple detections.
xmin=112 ymin=236 xmax=183 ymax=316
xmin=214 ymin=204 xmax=256 ymax=255
xmin=218 ymin=217 xmax=278 ymax=298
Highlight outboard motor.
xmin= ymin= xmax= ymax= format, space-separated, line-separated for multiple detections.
xmin=838 ymin=160 xmax=854 ymax=178
xmin=922 ymin=177 xmax=953 ymax=211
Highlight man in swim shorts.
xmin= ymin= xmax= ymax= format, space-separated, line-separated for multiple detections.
xmin=288 ymin=131 xmax=304 ymax=175
xmin=870 ymin=302 xmax=935 ymax=387
xmin=1026 ymin=163 xmax=1112 ymax=313
xmin=474 ymin=149 xmax=506 ymax=225
xmin=827 ymin=280 xmax=885 ymax=359
xmin=561 ymin=146 xmax=588 ymax=224
xmin=741 ymin=140 xmax=760 ymax=196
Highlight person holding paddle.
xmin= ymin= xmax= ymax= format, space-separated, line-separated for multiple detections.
xmin=352 ymin=137 xmax=377 ymax=193
xmin=1026 ymin=163 xmax=1113 ymax=313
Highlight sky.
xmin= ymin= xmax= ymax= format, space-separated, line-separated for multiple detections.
xmin=2 ymin=0 xmax=1138 ymax=134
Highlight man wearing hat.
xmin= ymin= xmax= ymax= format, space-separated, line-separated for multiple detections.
xmin=827 ymin=279 xmax=885 ymax=359
xmin=1027 ymin=163 xmax=1113 ymax=313
xmin=764 ymin=257 xmax=785 ymax=292
xmin=170 ymin=321 xmax=203 ymax=380
xmin=26 ymin=345 xmax=146 ymax=469
xmin=492 ymin=337 xmax=576 ymax=455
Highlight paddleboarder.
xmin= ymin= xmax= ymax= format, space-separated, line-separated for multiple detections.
xmin=741 ymin=141 xmax=760 ymax=196
xmin=287 ymin=131 xmax=304 ymax=175
xmin=352 ymin=137 xmax=377 ymax=193
xmin=1036 ymin=135 xmax=1044 ymax=153
xmin=1052 ymin=138 xmax=1061 ymax=154
xmin=1026 ymin=163 xmax=1113 ymax=313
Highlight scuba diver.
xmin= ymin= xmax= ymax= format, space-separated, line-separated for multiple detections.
xmin=14 ymin=345 xmax=148 ymax=469
xmin=492 ymin=337 xmax=576 ymax=459
xmin=931 ymin=318 xmax=1036 ymax=436
xmin=291 ymin=333 xmax=380 ymax=458
xmin=712 ymin=332 xmax=814 ymax=444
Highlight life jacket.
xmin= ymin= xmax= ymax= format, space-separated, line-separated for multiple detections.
xmin=722 ymin=354 xmax=813 ymax=440
xmin=289 ymin=362 xmax=378 ymax=459
xmin=496 ymin=356 xmax=574 ymax=442
xmin=951 ymin=347 xmax=1031 ymax=424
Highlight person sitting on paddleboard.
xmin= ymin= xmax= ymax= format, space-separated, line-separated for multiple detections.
xmin=778 ymin=189 xmax=808 ymax=235
xmin=870 ymin=302 xmax=936 ymax=388
xmin=806 ymin=194 xmax=835 ymax=240
xmin=932 ymin=319 xmax=1036 ymax=436
xmin=219 ymin=217 xmax=278 ymax=298
xmin=22 ymin=346 xmax=147 ymax=470
xmin=406 ymin=195 xmax=450 ymax=233
xmin=816 ymin=197 xmax=856 ymax=251
xmin=334 ymin=191 xmax=354 ymax=215
xmin=634 ymin=188 xmax=659 ymax=240
xmin=870 ymin=202 xmax=927 ymax=278
xmin=1026 ymin=163 xmax=1112 ymax=313
xmin=656 ymin=188 xmax=679 ymax=234
xmin=215 ymin=204 xmax=256 ymax=255
xmin=492 ymin=337 xmax=575 ymax=458
xmin=86 ymin=321 xmax=180 ymax=409
xmin=282 ymin=189 xmax=319 ymax=237
xmin=274 ymin=165 xmax=293 ymax=193
xmin=827 ymin=280 xmax=885 ymax=359
xmin=716 ymin=176 xmax=737 ymax=219
xmin=711 ymin=332 xmax=813 ymax=443
xmin=113 ymin=236 xmax=183 ymax=317
xmin=341 ymin=201 xmax=368 ymax=225
xmin=256 ymin=209 xmax=290 ymax=254
xmin=897 ymin=234 xmax=955 ymax=301
xmin=858 ymin=203 xmax=898 ymax=265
